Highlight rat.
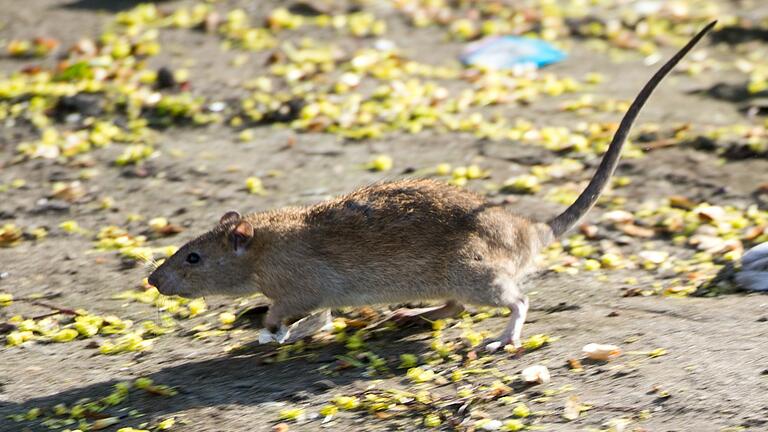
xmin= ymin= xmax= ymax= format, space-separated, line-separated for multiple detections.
xmin=148 ymin=22 xmax=716 ymax=351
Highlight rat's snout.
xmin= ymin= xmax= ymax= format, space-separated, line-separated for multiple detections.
xmin=148 ymin=271 xmax=161 ymax=290
xmin=148 ymin=267 xmax=189 ymax=297
xmin=148 ymin=268 xmax=173 ymax=295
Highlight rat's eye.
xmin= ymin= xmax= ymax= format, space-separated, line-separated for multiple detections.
xmin=186 ymin=252 xmax=201 ymax=264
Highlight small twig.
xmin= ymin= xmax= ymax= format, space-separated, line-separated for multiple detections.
xmin=30 ymin=311 xmax=65 ymax=320
xmin=642 ymin=138 xmax=677 ymax=150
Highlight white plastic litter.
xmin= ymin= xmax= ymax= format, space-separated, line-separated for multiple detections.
xmin=735 ymin=242 xmax=768 ymax=292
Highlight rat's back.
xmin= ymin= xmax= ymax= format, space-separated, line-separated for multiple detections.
xmin=306 ymin=178 xmax=485 ymax=243
xmin=292 ymin=179 xmax=543 ymax=306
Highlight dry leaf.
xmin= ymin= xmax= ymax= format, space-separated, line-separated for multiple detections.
xmin=619 ymin=223 xmax=655 ymax=238
xmin=579 ymin=224 xmax=599 ymax=238
xmin=744 ymin=226 xmax=767 ymax=241
xmin=563 ymin=395 xmax=581 ymax=421
xmin=0 ymin=225 xmax=23 ymax=247
xmin=688 ymin=234 xmax=724 ymax=252
xmin=582 ymin=343 xmax=621 ymax=361
xmin=156 ymin=224 xmax=184 ymax=236
xmin=694 ymin=205 xmax=725 ymax=222
xmin=487 ymin=382 xmax=513 ymax=398
xmin=567 ymin=358 xmax=583 ymax=371
xmin=668 ymin=195 xmax=696 ymax=210
xmin=638 ymin=250 xmax=669 ymax=264
xmin=601 ymin=210 xmax=634 ymax=224
xmin=51 ymin=181 xmax=86 ymax=202
xmin=520 ymin=365 xmax=550 ymax=384
xmin=357 ymin=306 xmax=380 ymax=321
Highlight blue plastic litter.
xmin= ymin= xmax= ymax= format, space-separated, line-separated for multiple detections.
xmin=460 ymin=36 xmax=566 ymax=70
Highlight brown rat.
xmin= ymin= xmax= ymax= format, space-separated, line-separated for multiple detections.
xmin=148 ymin=22 xmax=715 ymax=350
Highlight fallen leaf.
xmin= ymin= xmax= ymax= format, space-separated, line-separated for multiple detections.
xmin=694 ymin=205 xmax=725 ymax=222
xmin=582 ymin=343 xmax=621 ymax=361
xmin=669 ymin=195 xmax=696 ymax=210
xmin=521 ymin=365 xmax=550 ymax=384
xmin=272 ymin=423 xmax=290 ymax=432
xmin=744 ymin=225 xmax=767 ymax=241
xmin=51 ymin=181 xmax=86 ymax=202
xmin=619 ymin=223 xmax=655 ymax=238
xmin=156 ymin=224 xmax=184 ymax=236
xmin=563 ymin=395 xmax=581 ymax=420
xmin=601 ymin=210 xmax=634 ymax=224
xmin=567 ymin=358 xmax=583 ymax=372
xmin=579 ymin=224 xmax=599 ymax=238
xmin=638 ymin=250 xmax=669 ymax=264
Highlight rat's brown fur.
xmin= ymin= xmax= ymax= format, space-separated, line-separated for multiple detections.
xmin=150 ymin=179 xmax=550 ymax=346
xmin=149 ymin=22 xmax=715 ymax=349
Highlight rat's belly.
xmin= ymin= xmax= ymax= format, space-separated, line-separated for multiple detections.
xmin=324 ymin=287 xmax=451 ymax=308
xmin=314 ymin=260 xmax=512 ymax=308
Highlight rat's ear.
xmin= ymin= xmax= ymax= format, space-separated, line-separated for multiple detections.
xmin=230 ymin=220 xmax=254 ymax=255
xmin=219 ymin=211 xmax=241 ymax=225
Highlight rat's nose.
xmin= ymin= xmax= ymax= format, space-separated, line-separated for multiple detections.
xmin=148 ymin=272 xmax=160 ymax=288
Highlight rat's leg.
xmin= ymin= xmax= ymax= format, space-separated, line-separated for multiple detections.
xmin=460 ymin=271 xmax=529 ymax=352
xmin=484 ymin=296 xmax=528 ymax=352
xmin=263 ymin=301 xmax=292 ymax=334
xmin=391 ymin=300 xmax=464 ymax=325
xmin=260 ymin=301 xmax=318 ymax=344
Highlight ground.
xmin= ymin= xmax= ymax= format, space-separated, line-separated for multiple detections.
xmin=1 ymin=1 xmax=768 ymax=431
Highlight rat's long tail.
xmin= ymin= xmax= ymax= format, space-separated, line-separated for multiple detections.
xmin=546 ymin=20 xmax=717 ymax=238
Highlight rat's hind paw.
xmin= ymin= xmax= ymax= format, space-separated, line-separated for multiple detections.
xmin=258 ymin=325 xmax=292 ymax=344
xmin=736 ymin=242 xmax=768 ymax=292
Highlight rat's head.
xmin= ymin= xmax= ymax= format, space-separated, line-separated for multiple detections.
xmin=148 ymin=211 xmax=258 ymax=298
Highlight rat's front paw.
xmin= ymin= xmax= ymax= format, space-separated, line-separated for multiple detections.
xmin=258 ymin=325 xmax=292 ymax=344
xmin=258 ymin=328 xmax=276 ymax=344
xmin=275 ymin=325 xmax=292 ymax=343
xmin=258 ymin=310 xmax=332 ymax=345
xmin=483 ymin=337 xmax=523 ymax=354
